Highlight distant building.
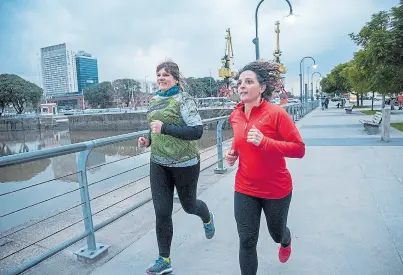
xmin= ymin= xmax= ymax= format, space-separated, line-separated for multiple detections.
xmin=40 ymin=43 xmax=78 ymax=98
xmin=75 ymin=51 xmax=99 ymax=93
xmin=150 ymin=81 xmax=158 ymax=93
xmin=40 ymin=103 xmax=58 ymax=115
xmin=139 ymin=80 xmax=158 ymax=94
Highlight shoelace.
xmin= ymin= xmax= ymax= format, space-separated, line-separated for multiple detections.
xmin=204 ymin=223 xmax=213 ymax=230
xmin=154 ymin=257 xmax=166 ymax=267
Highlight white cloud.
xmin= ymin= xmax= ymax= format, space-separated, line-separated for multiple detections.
xmin=1 ymin=0 xmax=392 ymax=95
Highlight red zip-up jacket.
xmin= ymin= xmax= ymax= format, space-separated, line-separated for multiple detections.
xmin=229 ymin=100 xmax=305 ymax=199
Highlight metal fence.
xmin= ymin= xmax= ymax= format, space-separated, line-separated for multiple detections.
xmin=283 ymin=101 xmax=319 ymax=122
xmin=0 ymin=102 xmax=318 ymax=275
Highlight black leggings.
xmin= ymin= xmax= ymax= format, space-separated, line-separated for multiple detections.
xmin=150 ymin=161 xmax=211 ymax=258
xmin=234 ymin=191 xmax=292 ymax=275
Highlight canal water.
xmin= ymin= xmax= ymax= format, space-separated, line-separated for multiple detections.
xmin=0 ymin=128 xmax=233 ymax=232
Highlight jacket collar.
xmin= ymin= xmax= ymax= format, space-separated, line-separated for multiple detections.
xmin=235 ymin=99 xmax=268 ymax=114
xmin=155 ymin=85 xmax=180 ymax=97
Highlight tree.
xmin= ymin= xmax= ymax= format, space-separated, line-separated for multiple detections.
xmin=0 ymin=74 xmax=15 ymax=116
xmin=185 ymin=77 xmax=220 ymax=98
xmin=349 ymin=11 xmax=391 ymax=48
xmin=319 ymin=76 xmax=335 ymax=95
xmin=349 ymin=7 xmax=403 ymax=107
xmin=0 ymin=84 xmax=9 ymax=116
xmin=330 ymin=63 xmax=353 ymax=95
xmin=341 ymin=58 xmax=372 ymax=107
xmin=389 ymin=1 xmax=403 ymax=92
xmin=320 ymin=63 xmax=352 ymax=97
xmin=27 ymin=81 xmax=43 ymax=111
xmin=112 ymin=79 xmax=141 ymax=107
xmin=0 ymin=74 xmax=43 ymax=114
xmin=84 ymin=81 xmax=113 ymax=108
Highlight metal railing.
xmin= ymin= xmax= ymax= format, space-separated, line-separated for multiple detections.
xmin=0 ymin=102 xmax=318 ymax=274
xmin=0 ymin=116 xmax=230 ymax=275
xmin=283 ymin=101 xmax=319 ymax=122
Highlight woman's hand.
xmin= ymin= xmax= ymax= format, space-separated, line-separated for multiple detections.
xmin=225 ymin=149 xmax=239 ymax=167
xmin=150 ymin=120 xmax=163 ymax=134
xmin=247 ymin=125 xmax=264 ymax=146
xmin=138 ymin=137 xmax=150 ymax=148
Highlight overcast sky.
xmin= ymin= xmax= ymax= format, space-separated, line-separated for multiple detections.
xmin=0 ymin=0 xmax=399 ymax=95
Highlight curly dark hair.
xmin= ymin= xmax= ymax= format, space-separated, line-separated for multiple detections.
xmin=234 ymin=60 xmax=282 ymax=100
xmin=156 ymin=60 xmax=187 ymax=91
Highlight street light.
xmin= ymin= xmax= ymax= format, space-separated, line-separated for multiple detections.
xmin=299 ymin=56 xmax=317 ymax=102
xmin=253 ymin=0 xmax=294 ymax=60
xmin=311 ymin=71 xmax=322 ymax=100
xmin=306 ymin=66 xmax=317 ymax=100
xmin=305 ymin=65 xmax=318 ymax=102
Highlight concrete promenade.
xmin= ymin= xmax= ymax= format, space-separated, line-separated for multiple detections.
xmin=20 ymin=104 xmax=403 ymax=275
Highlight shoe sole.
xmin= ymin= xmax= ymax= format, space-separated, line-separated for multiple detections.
xmin=146 ymin=267 xmax=173 ymax=275
xmin=279 ymin=253 xmax=291 ymax=263
xmin=279 ymin=234 xmax=292 ymax=263
xmin=205 ymin=212 xmax=215 ymax=239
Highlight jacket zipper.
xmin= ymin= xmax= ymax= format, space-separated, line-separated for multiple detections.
xmin=243 ymin=110 xmax=251 ymax=139
xmin=244 ymin=120 xmax=249 ymax=138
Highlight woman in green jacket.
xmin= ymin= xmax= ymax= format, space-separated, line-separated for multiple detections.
xmin=138 ymin=60 xmax=215 ymax=275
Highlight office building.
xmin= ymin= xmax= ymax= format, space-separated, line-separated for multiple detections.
xmin=75 ymin=51 xmax=99 ymax=93
xmin=40 ymin=43 xmax=78 ymax=97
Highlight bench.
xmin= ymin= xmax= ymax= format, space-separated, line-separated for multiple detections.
xmin=345 ymin=105 xmax=354 ymax=114
xmin=359 ymin=111 xmax=382 ymax=134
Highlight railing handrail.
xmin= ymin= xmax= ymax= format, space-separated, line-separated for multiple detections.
xmin=0 ymin=116 xmax=230 ymax=168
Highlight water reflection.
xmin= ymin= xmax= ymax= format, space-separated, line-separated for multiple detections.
xmin=0 ymin=127 xmax=233 ymax=231
xmin=0 ymin=128 xmax=232 ymax=183
xmin=0 ymin=156 xmax=51 ymax=182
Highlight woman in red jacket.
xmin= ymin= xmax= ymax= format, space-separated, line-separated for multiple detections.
xmin=225 ymin=60 xmax=305 ymax=275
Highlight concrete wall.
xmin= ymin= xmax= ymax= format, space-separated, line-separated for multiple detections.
xmin=68 ymin=108 xmax=233 ymax=131
xmin=0 ymin=116 xmax=67 ymax=132
xmin=0 ymin=108 xmax=234 ymax=132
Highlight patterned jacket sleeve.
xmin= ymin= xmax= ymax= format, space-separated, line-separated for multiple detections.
xmin=161 ymin=95 xmax=203 ymax=140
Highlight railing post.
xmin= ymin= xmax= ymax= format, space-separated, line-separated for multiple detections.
xmin=214 ymin=119 xmax=227 ymax=174
xmin=290 ymin=105 xmax=295 ymax=122
xmin=298 ymin=104 xmax=301 ymax=118
xmin=299 ymin=104 xmax=303 ymax=118
xmin=73 ymin=149 xmax=110 ymax=263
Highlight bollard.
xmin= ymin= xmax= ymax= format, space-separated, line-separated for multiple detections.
xmin=73 ymin=150 xmax=110 ymax=263
xmin=214 ymin=119 xmax=227 ymax=174
xmin=381 ymin=106 xmax=391 ymax=142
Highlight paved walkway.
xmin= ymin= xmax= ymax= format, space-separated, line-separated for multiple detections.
xmin=85 ymin=106 xmax=403 ymax=275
